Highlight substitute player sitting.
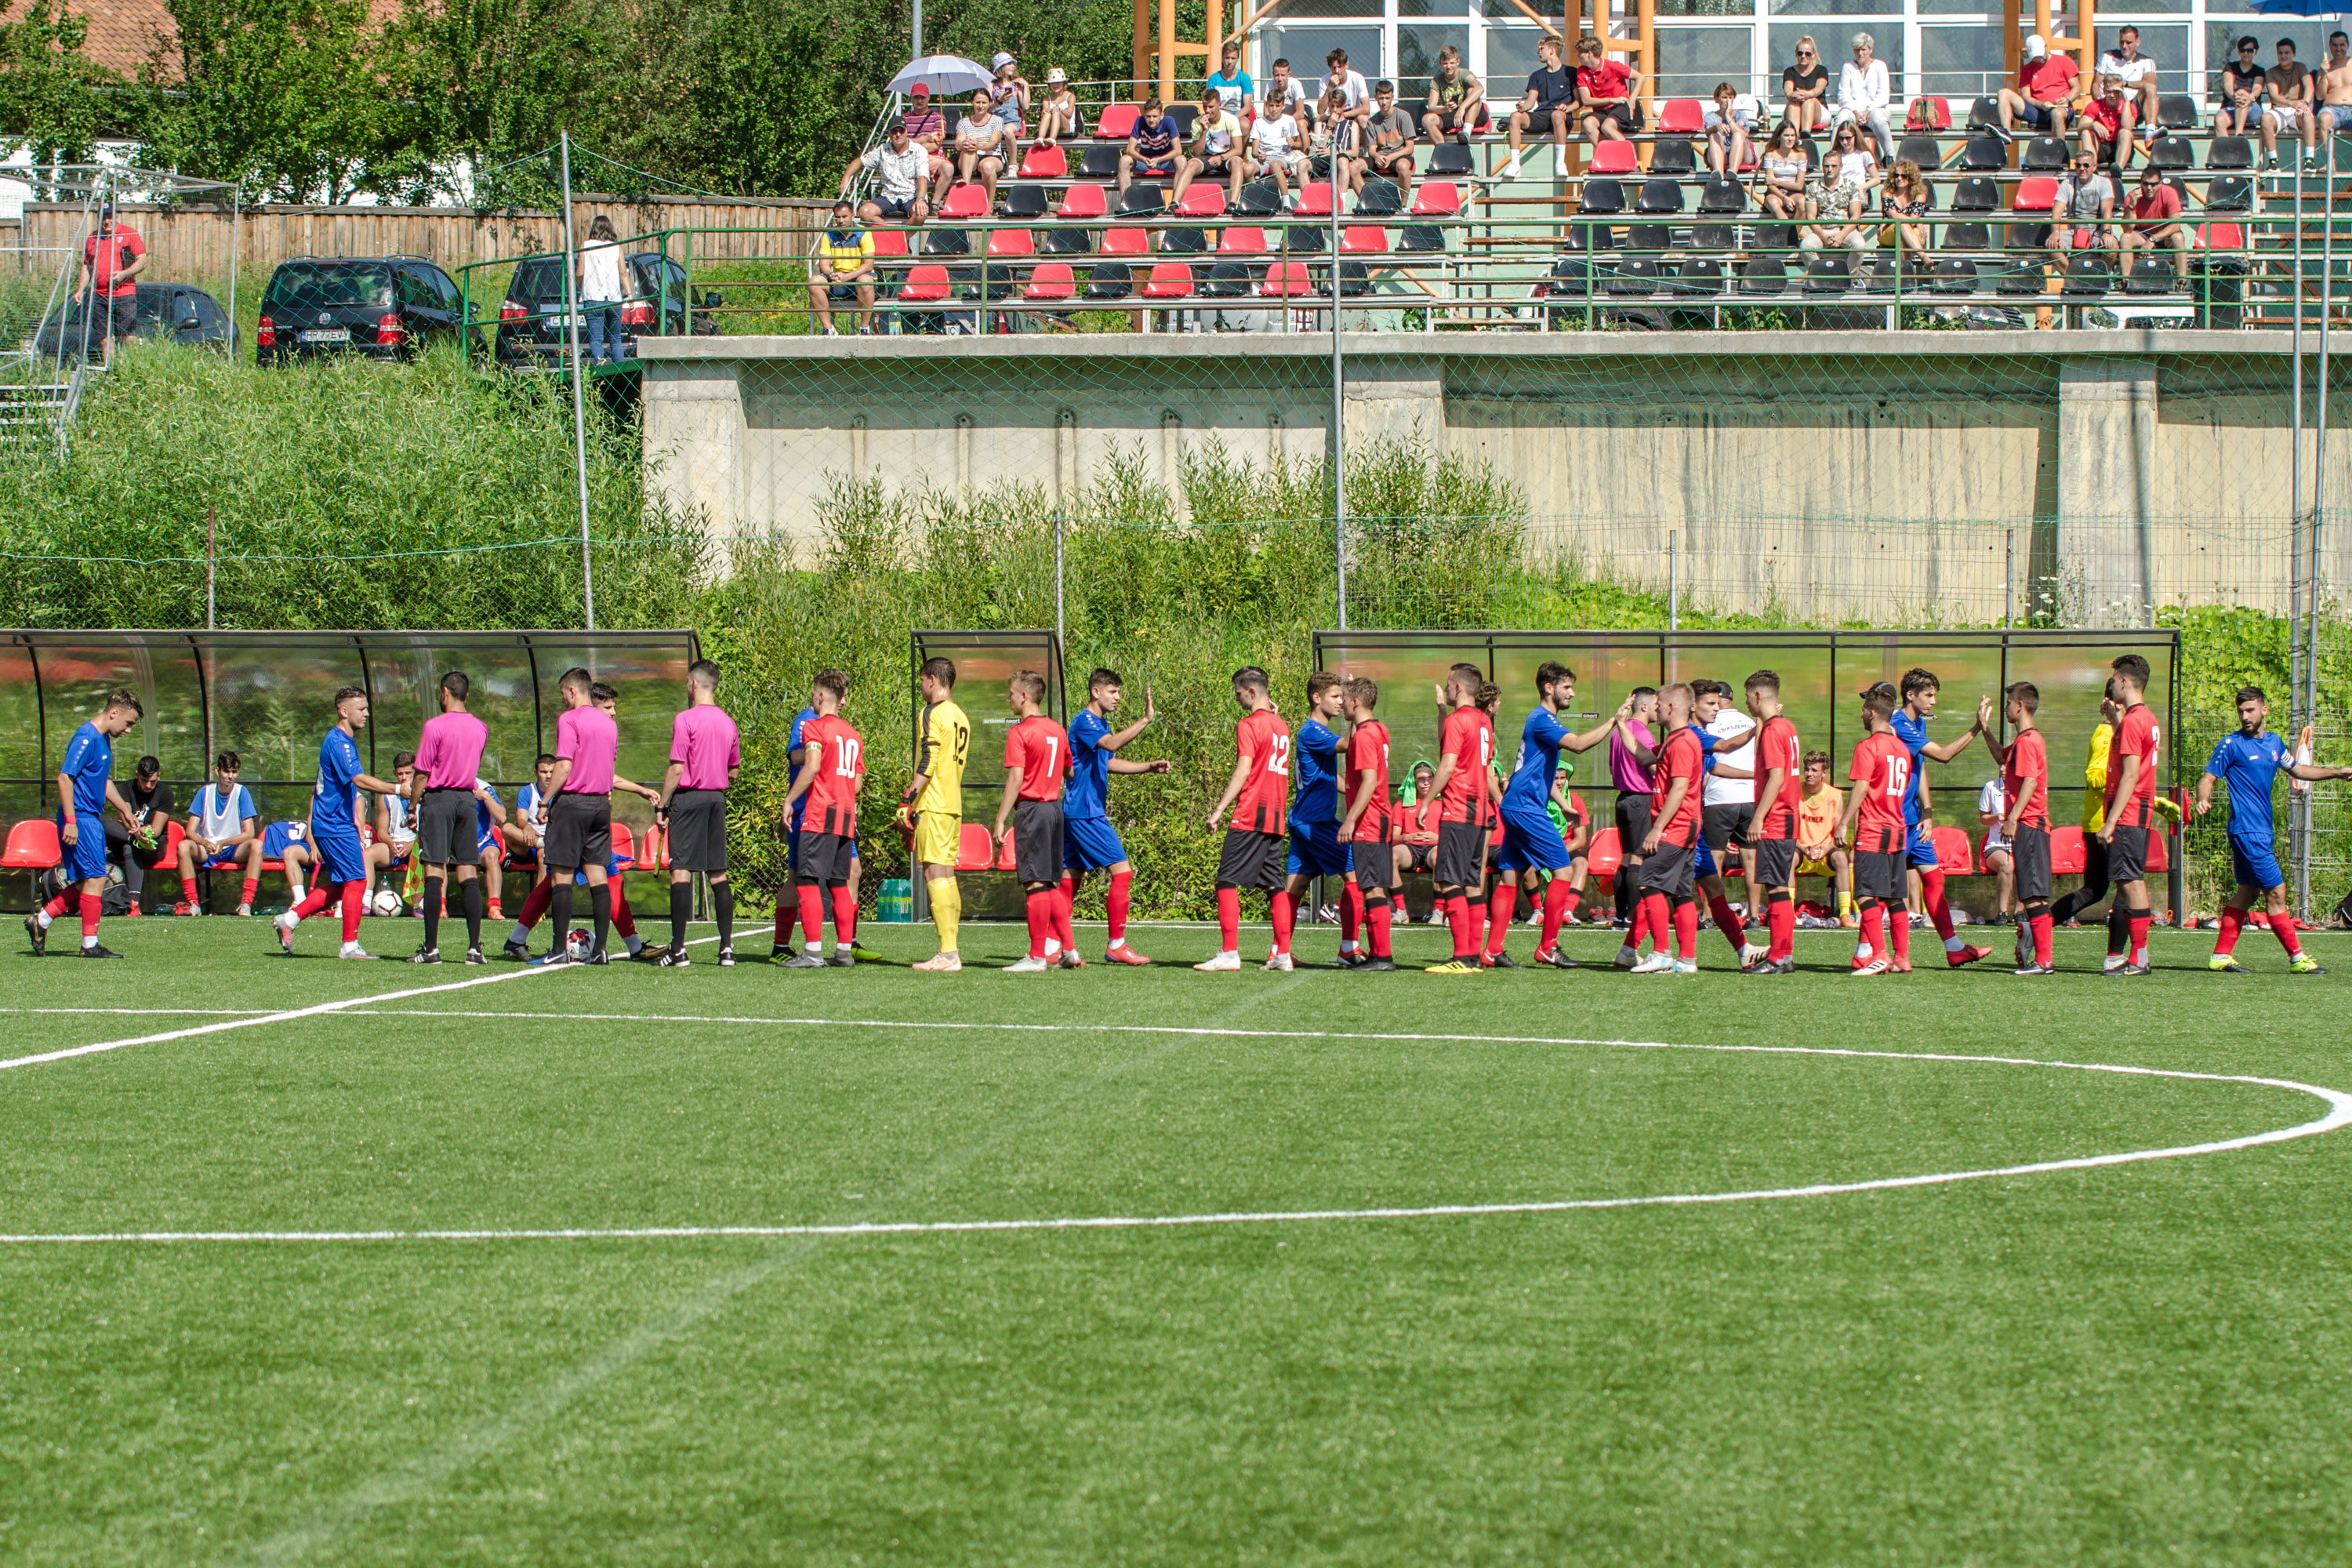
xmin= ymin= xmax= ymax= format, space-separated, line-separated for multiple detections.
xmin=1487 ymin=662 xmax=1625 ymax=970
xmin=1392 ymin=762 xmax=1441 ymax=921
xmin=1061 ymin=668 xmax=1171 ymax=966
xmin=176 ymin=751 xmax=262 ymax=916
xmin=365 ymin=752 xmax=417 ymax=912
xmin=1795 ymin=749 xmax=1854 ymax=925
xmin=275 ymin=686 xmax=405 ymax=960
xmin=994 ymin=669 xmax=1075 ymax=972
xmin=2198 ymin=684 xmax=2350 ymax=974
xmin=902 ymin=656 xmax=972 ymax=973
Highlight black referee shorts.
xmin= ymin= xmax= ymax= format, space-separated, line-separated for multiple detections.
xmin=1012 ymin=798 xmax=1065 ymax=887
xmin=666 ymin=788 xmax=728 ymax=873
xmin=1615 ymin=791 xmax=1653 ymax=861
xmin=1433 ymin=819 xmax=1487 ymax=888
xmin=543 ymin=791 xmax=611 ymax=869
xmin=417 ymin=789 xmax=481 ymax=867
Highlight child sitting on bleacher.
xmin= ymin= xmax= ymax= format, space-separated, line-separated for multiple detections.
xmin=1033 ymin=68 xmax=1084 ymax=146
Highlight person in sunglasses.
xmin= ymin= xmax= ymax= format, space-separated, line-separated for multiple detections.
xmin=1780 ymin=36 xmax=1828 ymax=136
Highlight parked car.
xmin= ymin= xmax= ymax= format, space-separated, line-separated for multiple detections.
xmin=491 ymin=250 xmax=718 ymax=367
xmin=255 ymin=257 xmax=467 ymax=363
xmin=31 ymin=282 xmax=231 ymax=359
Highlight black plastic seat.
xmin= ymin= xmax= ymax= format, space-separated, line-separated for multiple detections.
xmin=1737 ymin=254 xmax=1788 ymax=294
xmin=1396 ymin=224 xmax=1446 ymax=252
xmin=1897 ymin=136 xmax=1942 ymax=168
xmin=2157 ymin=93 xmax=2198 ymax=129
xmin=2062 ymin=254 xmax=2111 ymax=296
xmin=1960 ymin=135 xmax=2008 ymax=172
xmin=1637 ymin=177 xmax=1685 ymax=214
xmin=1952 ymin=176 xmax=1998 ymax=213
xmin=1158 ymin=225 xmax=1207 ymax=255
xmin=919 ymin=226 xmax=971 ymax=256
xmin=2125 ymin=255 xmax=2180 ymax=295
xmin=1236 ymin=179 xmax=1283 ymax=216
xmin=1669 ymin=256 xmax=1724 ymax=296
xmin=1751 ymin=222 xmax=1798 ymax=251
xmin=1965 ymin=95 xmax=2002 ymax=132
xmin=1698 ymin=176 xmax=1744 ymax=214
xmin=2206 ymin=175 xmax=2253 ymax=212
xmin=1201 ymin=260 xmax=1253 ymax=298
xmin=1944 ymin=221 xmax=1990 ymax=251
xmin=1802 ymin=254 xmax=1851 ymax=294
xmin=1045 ymin=225 xmax=1093 ymax=256
xmin=1116 ymin=184 xmax=1166 ymax=217
xmin=1993 ymin=257 xmax=2046 ymax=295
xmin=1356 ymin=177 xmax=1403 ymax=216
xmin=1428 ymin=143 xmax=1475 ymax=176
xmin=1932 ymin=256 xmax=1979 ymax=293
xmin=2021 ymin=136 xmax=2068 ymax=170
xmin=1850 ymin=255 xmax=1894 ymax=293
xmin=1283 ymin=224 xmax=1327 ymax=254
xmin=1080 ymin=146 xmax=1123 ymax=179
xmin=1622 ymin=217 xmax=1666 ymax=252
xmin=2209 ymin=136 xmax=2254 ymax=171
xmin=2147 ymin=136 xmax=2193 ymax=171
xmin=1336 ymin=259 xmax=1370 ymax=297
xmin=1690 ymin=222 xmax=1735 ymax=250
xmin=1163 ymin=104 xmax=1200 ymax=136
xmin=1579 ymin=177 xmax=1625 ymax=214
xmin=1649 ymin=140 xmax=1696 ymax=175
xmin=1083 ymin=260 xmax=1133 ymax=300
xmin=1604 ymin=257 xmax=1659 ymax=296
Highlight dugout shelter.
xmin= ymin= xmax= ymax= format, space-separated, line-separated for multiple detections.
xmin=0 ymin=629 xmax=700 ymax=909
xmin=908 ymin=630 xmax=1065 ymax=922
xmin=1314 ymin=626 xmax=2183 ymax=919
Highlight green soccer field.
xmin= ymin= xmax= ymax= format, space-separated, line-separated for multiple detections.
xmin=3 ymin=912 xmax=2350 ymax=1564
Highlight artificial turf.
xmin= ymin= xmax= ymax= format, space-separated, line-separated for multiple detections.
xmin=1 ymin=910 xmax=2348 ymax=1565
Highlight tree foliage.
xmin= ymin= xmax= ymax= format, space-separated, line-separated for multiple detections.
xmin=0 ymin=0 xmax=109 ymax=182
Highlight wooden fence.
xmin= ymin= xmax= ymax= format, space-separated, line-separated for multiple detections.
xmin=2 ymin=194 xmax=834 ymax=284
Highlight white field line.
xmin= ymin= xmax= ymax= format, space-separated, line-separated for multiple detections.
xmin=3 ymin=1017 xmax=2346 ymax=1246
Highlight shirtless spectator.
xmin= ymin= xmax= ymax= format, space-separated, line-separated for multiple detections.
xmin=899 ymin=84 xmax=956 ymax=208
xmin=1423 ymin=45 xmax=1486 ymax=144
xmin=2264 ymin=38 xmax=2318 ymax=169
xmin=2218 ymin=37 xmax=2268 ymax=137
xmin=1995 ymin=33 xmax=2074 ymax=143
xmin=2318 ymin=32 xmax=2352 ymax=151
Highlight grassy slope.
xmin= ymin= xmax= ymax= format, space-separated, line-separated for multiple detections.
xmin=2 ymin=916 xmax=2350 ymax=1564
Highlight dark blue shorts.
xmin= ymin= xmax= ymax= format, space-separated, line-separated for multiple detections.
xmin=2230 ymin=836 xmax=2283 ymax=891
xmin=1063 ymin=815 xmax=1127 ymax=871
xmin=1496 ymin=808 xmax=1573 ymax=873
xmin=1694 ymin=837 xmax=1719 ymax=879
xmin=1286 ymin=821 xmax=1353 ymax=878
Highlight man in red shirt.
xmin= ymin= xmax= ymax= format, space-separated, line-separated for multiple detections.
xmin=1744 ymin=669 xmax=1804 ymax=974
xmin=1982 ymin=682 xmax=2055 ymax=975
xmin=993 ymin=669 xmax=1074 ymax=973
xmin=2100 ymin=652 xmax=2162 ymax=975
xmin=1424 ymin=662 xmax=1497 ymax=973
xmin=78 ymin=204 xmax=147 ymax=366
xmin=1572 ymin=34 xmax=1642 ymax=149
xmin=1337 ymin=677 xmax=1396 ymax=971
xmin=2077 ymin=77 xmax=2136 ymax=167
xmin=1198 ymin=666 xmax=1294 ymax=971
xmin=2121 ymin=165 xmax=2189 ymax=282
xmin=1995 ymin=33 xmax=2075 ymax=141
xmin=1630 ymin=682 xmax=1704 ymax=974
xmin=779 ymin=669 xmax=865 ymax=967
xmin=1837 ymin=687 xmax=1912 ymax=975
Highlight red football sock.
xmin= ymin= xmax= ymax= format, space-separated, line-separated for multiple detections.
xmin=1447 ymin=893 xmax=1476 ymax=958
xmin=1920 ymin=867 xmax=1955 ymax=941
xmin=2031 ymin=911 xmax=2054 ymax=965
xmin=2274 ymin=912 xmax=2303 ymax=957
xmin=1216 ymin=887 xmax=1240 ymax=951
xmin=1052 ymin=887 xmax=1075 ymax=951
xmin=2215 ymin=905 xmax=2246 ymax=956
xmin=339 ymin=881 xmax=363 ymax=942
xmin=1709 ymin=893 xmax=1745 ymax=956
xmin=79 ymin=891 xmax=101 ymax=939
xmin=1341 ymin=880 xmax=1363 ymax=947
xmin=1025 ymin=888 xmax=1051 ymax=958
xmin=831 ymin=886 xmax=858 ymax=946
xmin=1270 ymin=889 xmax=1294 ymax=955
xmin=40 ymin=892 xmax=71 ymax=920
xmin=1468 ymin=891 xmax=1488 ymax=955
xmin=1486 ymin=884 xmax=1517 ymax=955
xmin=1860 ymin=903 xmax=1885 ymax=961
xmin=1769 ymin=895 xmax=1795 ymax=961
xmin=240 ymin=876 xmax=259 ymax=909
xmin=1889 ymin=904 xmax=1911 ymax=964
xmin=1641 ymin=892 xmax=1671 ymax=955
xmin=1671 ymin=898 xmax=1698 ymax=960
xmin=2128 ymin=911 xmax=2151 ymax=965
xmin=611 ymin=886 xmax=635 ymax=938
xmin=1367 ymin=898 xmax=1393 ymax=958
xmin=292 ymin=883 xmax=334 ymax=920
xmin=521 ymin=876 xmax=554 ymax=929
xmin=796 ymin=884 xmax=825 ymax=948
xmin=1539 ymin=877 xmax=1573 ymax=950
xmin=1106 ymin=869 xmax=1132 ymax=946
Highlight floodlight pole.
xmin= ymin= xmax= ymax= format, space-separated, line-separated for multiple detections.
xmin=227 ymin=184 xmax=241 ymax=358
xmin=1330 ymin=165 xmax=1345 ymax=630
xmin=2303 ymin=137 xmax=2336 ymax=920
xmin=561 ymin=131 xmax=597 ymax=631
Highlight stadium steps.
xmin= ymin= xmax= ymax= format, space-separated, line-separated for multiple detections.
xmin=0 ymin=372 xmax=80 ymax=454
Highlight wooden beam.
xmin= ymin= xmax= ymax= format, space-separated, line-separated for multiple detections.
xmin=2002 ymin=0 xmax=2020 ymax=90
xmin=1160 ymin=0 xmax=1178 ymax=111
xmin=1206 ymin=0 xmax=1222 ymax=85
xmin=1134 ymin=0 xmax=1151 ymax=102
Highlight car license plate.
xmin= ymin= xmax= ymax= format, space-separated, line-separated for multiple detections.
xmin=299 ymin=327 xmax=350 ymax=343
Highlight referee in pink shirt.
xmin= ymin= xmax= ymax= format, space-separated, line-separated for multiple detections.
xmin=536 ymin=666 xmax=621 ymax=964
xmin=408 ymin=671 xmax=491 ymax=964
xmin=654 ymin=659 xmax=742 ymax=966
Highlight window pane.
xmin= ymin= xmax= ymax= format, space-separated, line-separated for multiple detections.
xmin=1398 ymin=23 xmax=1471 ymax=97
xmin=2089 ymin=24 xmax=2192 ymax=96
xmin=1655 ymin=0 xmax=1753 ymax=16
xmin=1920 ymin=25 xmax=2009 ymax=102
xmin=1261 ymin=0 xmax=1373 ymax=17
xmin=1653 ymin=26 xmax=1754 ymax=98
xmin=1485 ymin=25 xmax=1557 ymax=89
xmin=1767 ymin=21 xmax=1902 ymax=80
xmin=1399 ymin=0 xmax=1470 ymax=16
xmin=1485 ymin=0 xmax=1564 ymax=19
xmin=1263 ymin=24 xmax=1385 ymax=78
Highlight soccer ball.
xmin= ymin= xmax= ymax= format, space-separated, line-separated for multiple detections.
xmin=565 ymin=928 xmax=591 ymax=960
xmin=372 ymin=889 xmax=403 ymax=917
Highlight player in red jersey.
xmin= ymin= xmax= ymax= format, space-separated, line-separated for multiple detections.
xmin=2099 ymin=652 xmax=2162 ymax=975
xmin=1198 ymin=666 xmax=1294 ymax=971
xmin=1337 ymin=677 xmax=1397 ymax=971
xmin=1743 ymin=670 xmax=1804 ymax=974
xmin=1837 ymin=686 xmax=1912 ymax=975
xmin=993 ymin=669 xmax=1076 ymax=972
xmin=1425 ymin=663 xmax=1499 ymax=973
xmin=1630 ymin=682 xmax=1704 ymax=974
xmin=1981 ymin=682 xmax=2056 ymax=975
xmin=778 ymin=669 xmax=864 ymax=967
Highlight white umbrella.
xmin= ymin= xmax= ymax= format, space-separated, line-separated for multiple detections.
xmin=887 ymin=56 xmax=991 ymax=98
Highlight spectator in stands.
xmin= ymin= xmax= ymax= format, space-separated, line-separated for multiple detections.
xmin=2078 ymin=77 xmax=2137 ymax=169
xmin=2098 ymin=26 xmax=2161 ymax=154
xmin=1808 ymin=120 xmax=1879 ymax=249
xmin=1831 ymin=32 xmax=1893 ymax=161
xmin=955 ymin=88 xmax=1012 ymax=205
xmin=1120 ymin=98 xmax=1182 ymax=192
xmin=900 ymin=85 xmax=955 ymax=207
xmin=1267 ymin=58 xmax=1312 ymax=130
xmin=1423 ymin=45 xmax=1486 ymax=145
xmin=1704 ymin=81 xmax=1758 ymax=175
xmin=2219 ymin=38 xmax=2267 ymax=138
xmin=1323 ymin=48 xmax=1371 ymax=126
xmin=2319 ymin=32 xmax=2352 ymax=146
xmin=1307 ymin=85 xmax=1363 ymax=191
xmin=2265 ymin=38 xmax=2319 ymax=171
xmin=1393 ymin=762 xmax=1443 ymax=923
xmin=1880 ymin=159 xmax=1932 ymax=265
xmin=807 ymin=200 xmax=877 ymax=336
xmin=1033 ymin=69 xmax=1086 ymax=145
xmin=1795 ymin=748 xmax=1856 ymax=926
xmin=2047 ymin=144 xmax=2118 ymax=263
xmin=987 ymin=53 xmax=1029 ymax=137
xmin=575 ymin=214 xmax=626 ymax=364
xmin=1176 ymin=86 xmax=1246 ymax=208
xmin=1780 ymin=38 xmax=1829 ymax=136
xmin=76 ymin=202 xmax=145 ymax=366
xmin=1363 ymin=80 xmax=1419 ymax=203
xmin=107 ymin=753 xmax=172 ymax=916
xmin=1755 ymin=120 xmax=1817 ymax=222
xmin=1573 ymin=34 xmax=1642 ymax=151
xmin=1204 ymin=42 xmax=1254 ymax=119
xmin=1978 ymin=772 xmax=2016 ymax=925
xmin=2122 ymin=165 xmax=2189 ymax=281
xmin=842 ymin=118 xmax=933 ymax=226
xmin=1995 ymin=33 xmax=2074 ymax=143
xmin=1247 ymin=90 xmax=1306 ymax=196
xmin=1504 ymin=34 xmax=1575 ymax=180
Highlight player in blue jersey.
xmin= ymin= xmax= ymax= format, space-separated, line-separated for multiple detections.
xmin=2196 ymin=684 xmax=2351 ymax=974
xmin=770 ymin=673 xmax=869 ymax=963
xmin=1283 ymin=673 xmax=1352 ymax=963
xmin=1060 ymin=668 xmax=1172 ymax=964
xmin=25 ymin=688 xmax=143 ymax=957
xmin=1889 ymin=670 xmax=1994 ymax=968
xmin=276 ymin=686 xmax=406 ymax=959
xmin=1483 ymin=661 xmax=1626 ymax=969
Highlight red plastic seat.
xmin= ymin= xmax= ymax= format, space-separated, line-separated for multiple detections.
xmin=867 ymin=227 xmax=910 ymax=259
xmin=1293 ymin=181 xmax=1338 ymax=216
xmin=1932 ymin=826 xmax=1974 ymax=877
xmin=985 ymin=227 xmax=1036 ymax=256
xmin=1143 ymin=262 xmax=1194 ymax=297
xmin=1342 ymin=225 xmax=1388 ymax=253
xmin=1175 ymin=183 xmax=1227 ymax=216
xmin=2048 ymin=825 xmax=2087 ymax=875
xmin=1588 ymin=141 xmax=1639 ymax=174
xmin=2202 ymin=221 xmax=2245 ymax=252
xmin=994 ymin=828 xmax=1018 ymax=872
xmin=2013 ymin=176 xmax=2058 ymax=212
xmin=1217 ymin=224 xmax=1266 ymax=255
xmin=1410 ymin=181 xmax=1461 ymax=216
xmin=2147 ymin=826 xmax=2170 ymax=873
xmin=1057 ymin=183 xmax=1109 ymax=219
xmin=899 ymin=264 xmax=951 ymax=301
xmin=1099 ymin=225 xmax=1150 ymax=256
xmin=942 ymin=184 xmax=992 ymax=220
xmin=1261 ymin=260 xmax=1313 ymax=296
xmin=1025 ymin=262 xmax=1076 ymax=298
xmin=955 ymin=823 xmax=996 ymax=873
xmin=1657 ymin=98 xmax=1705 ymax=135
xmin=1 ymin=818 xmax=60 ymax=870
xmin=611 ymin=821 xmax=637 ymax=872
xmin=1584 ymin=825 xmax=1623 ymax=881
xmin=1096 ymin=103 xmax=1140 ymax=140
xmin=1018 ymin=143 xmax=1067 ymax=180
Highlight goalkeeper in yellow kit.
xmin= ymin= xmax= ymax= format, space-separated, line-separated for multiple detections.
xmin=903 ymin=655 xmax=973 ymax=972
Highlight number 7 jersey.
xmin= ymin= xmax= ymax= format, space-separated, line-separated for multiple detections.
xmin=1230 ymin=708 xmax=1291 ymax=835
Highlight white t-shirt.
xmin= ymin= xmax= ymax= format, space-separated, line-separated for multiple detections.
xmin=1324 ymin=68 xmax=1370 ymax=112
xmin=2098 ymin=52 xmax=2155 ymax=86
xmin=578 ymin=239 xmax=625 ymax=303
xmin=1266 ymin=75 xmax=1311 ymax=119
xmin=1704 ymin=711 xmax=1757 ymax=807
xmin=1196 ymin=110 xmax=1241 ymax=157
xmin=1248 ymin=113 xmax=1300 ymax=161
xmin=1978 ymin=779 xmax=2009 ymax=848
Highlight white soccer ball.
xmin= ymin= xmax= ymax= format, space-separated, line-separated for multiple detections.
xmin=565 ymin=928 xmax=591 ymax=960
xmin=372 ymin=889 xmax=403 ymax=916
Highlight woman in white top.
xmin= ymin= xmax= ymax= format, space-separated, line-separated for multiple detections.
xmin=575 ymin=214 xmax=627 ymax=365
xmin=1977 ymin=776 xmax=2016 ymax=924
xmin=956 ymin=89 xmax=1011 ymax=204
xmin=1832 ymin=32 xmax=1893 ymax=160
xmin=1807 ymin=121 xmax=1879 ymax=249
xmin=1754 ymin=120 xmax=1815 ymax=222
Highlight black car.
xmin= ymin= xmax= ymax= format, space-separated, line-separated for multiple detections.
xmin=256 ymin=257 xmax=467 ymax=363
xmin=31 ymin=282 xmax=231 ymax=360
xmin=492 ymin=251 xmax=717 ymax=366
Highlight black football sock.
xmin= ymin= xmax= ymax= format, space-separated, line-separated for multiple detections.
xmin=590 ymin=882 xmax=612 ymax=956
xmin=549 ymin=884 xmax=573 ymax=956
xmin=713 ymin=881 xmax=734 ymax=949
xmin=423 ymin=874 xmax=443 ymax=951
xmin=463 ymin=878 xmax=484 ymax=951
xmin=2105 ymin=905 xmax=2129 ymax=957
xmin=670 ymin=882 xmax=691 ymax=953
